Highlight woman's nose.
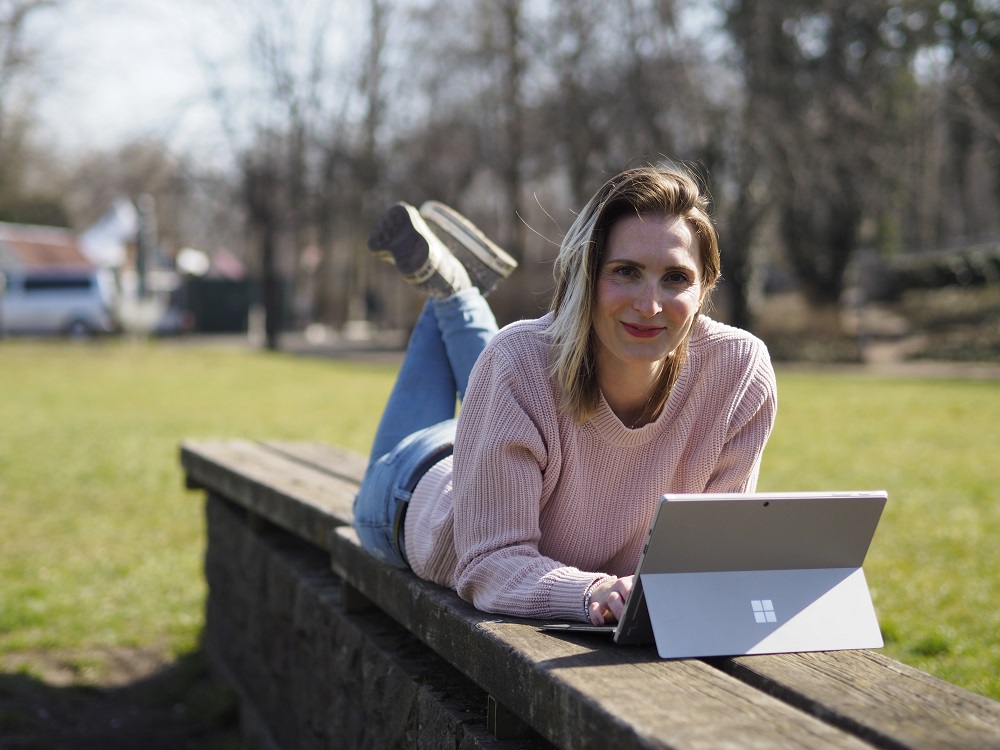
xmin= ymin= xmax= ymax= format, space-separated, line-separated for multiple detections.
xmin=633 ymin=283 xmax=663 ymax=317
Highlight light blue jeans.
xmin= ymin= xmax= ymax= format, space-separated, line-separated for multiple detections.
xmin=352 ymin=288 xmax=498 ymax=568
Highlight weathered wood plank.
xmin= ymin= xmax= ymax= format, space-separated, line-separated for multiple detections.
xmin=180 ymin=439 xmax=355 ymax=548
xmin=328 ymin=524 xmax=872 ymax=750
xmin=259 ymin=440 xmax=368 ymax=485
xmin=716 ymin=651 xmax=1000 ymax=750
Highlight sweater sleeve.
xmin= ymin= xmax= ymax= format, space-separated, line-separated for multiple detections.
xmin=450 ymin=342 xmax=600 ymax=621
xmin=704 ymin=338 xmax=778 ymax=493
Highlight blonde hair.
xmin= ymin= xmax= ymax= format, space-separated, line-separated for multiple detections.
xmin=546 ymin=165 xmax=721 ymax=423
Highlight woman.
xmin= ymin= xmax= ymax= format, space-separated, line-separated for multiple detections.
xmin=353 ymin=165 xmax=777 ymax=627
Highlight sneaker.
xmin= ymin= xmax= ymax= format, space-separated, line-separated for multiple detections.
xmin=419 ymin=201 xmax=518 ymax=296
xmin=367 ymin=202 xmax=471 ymax=298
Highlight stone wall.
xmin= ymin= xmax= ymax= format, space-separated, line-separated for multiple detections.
xmin=202 ymin=493 xmax=551 ymax=750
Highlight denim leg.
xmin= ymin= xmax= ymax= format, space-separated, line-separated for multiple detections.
xmin=354 ymin=419 xmax=457 ymax=568
xmin=355 ymin=288 xmax=498 ymax=568
xmin=367 ymin=289 xmax=498 ymax=467
xmin=431 ymin=287 xmax=499 ymax=401
xmin=367 ymin=300 xmax=459 ymax=467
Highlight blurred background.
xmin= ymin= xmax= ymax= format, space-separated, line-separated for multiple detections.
xmin=1 ymin=4 xmax=998 ymax=740
xmin=1 ymin=0 xmax=998 ymax=362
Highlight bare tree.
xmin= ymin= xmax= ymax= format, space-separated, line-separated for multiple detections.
xmin=928 ymin=0 xmax=1000 ymax=243
xmin=154 ymin=0 xmax=998 ymax=337
xmin=0 ymin=0 xmax=63 ymax=223
xmin=496 ymin=0 xmax=527 ymax=255
xmin=723 ymin=0 xmax=928 ymax=306
xmin=0 ymin=0 xmax=55 ymax=141
xmin=394 ymin=0 xmax=532 ymax=257
xmin=242 ymin=149 xmax=281 ymax=349
xmin=200 ymin=0 xmax=367 ymax=347
xmin=537 ymin=0 xmax=608 ymax=207
xmin=533 ymin=1 xmax=688 ymax=206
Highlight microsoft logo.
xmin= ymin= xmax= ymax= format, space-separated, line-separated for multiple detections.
xmin=751 ymin=599 xmax=777 ymax=623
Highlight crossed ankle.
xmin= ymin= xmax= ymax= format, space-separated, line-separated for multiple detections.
xmin=368 ymin=202 xmax=470 ymax=298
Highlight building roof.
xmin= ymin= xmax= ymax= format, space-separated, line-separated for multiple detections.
xmin=0 ymin=222 xmax=91 ymax=269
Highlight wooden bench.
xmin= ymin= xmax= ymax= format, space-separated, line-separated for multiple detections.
xmin=181 ymin=439 xmax=1000 ymax=749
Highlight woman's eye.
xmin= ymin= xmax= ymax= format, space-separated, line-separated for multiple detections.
xmin=665 ymin=271 xmax=690 ymax=285
xmin=612 ymin=266 xmax=637 ymax=278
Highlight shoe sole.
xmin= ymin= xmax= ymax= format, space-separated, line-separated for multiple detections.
xmin=368 ymin=202 xmax=469 ymax=296
xmin=367 ymin=203 xmax=431 ymax=275
xmin=420 ymin=201 xmax=518 ymax=280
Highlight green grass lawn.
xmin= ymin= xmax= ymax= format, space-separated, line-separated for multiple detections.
xmin=760 ymin=373 xmax=1000 ymax=699
xmin=1 ymin=340 xmax=997 ymax=700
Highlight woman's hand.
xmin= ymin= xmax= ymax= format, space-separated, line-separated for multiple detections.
xmin=587 ymin=575 xmax=635 ymax=626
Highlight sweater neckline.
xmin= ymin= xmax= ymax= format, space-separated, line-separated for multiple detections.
xmin=587 ymin=317 xmax=723 ymax=445
xmin=591 ymin=360 xmax=694 ymax=446
xmin=590 ymin=393 xmax=659 ymax=445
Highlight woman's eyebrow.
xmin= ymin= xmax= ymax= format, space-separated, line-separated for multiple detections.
xmin=664 ymin=262 xmax=699 ymax=273
xmin=604 ymin=256 xmax=642 ymax=266
xmin=605 ymin=257 xmax=698 ymax=273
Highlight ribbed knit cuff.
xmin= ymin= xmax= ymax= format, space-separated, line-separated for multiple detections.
xmin=544 ymin=568 xmax=613 ymax=622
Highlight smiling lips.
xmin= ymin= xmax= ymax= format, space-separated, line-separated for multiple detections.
xmin=622 ymin=321 xmax=663 ymax=338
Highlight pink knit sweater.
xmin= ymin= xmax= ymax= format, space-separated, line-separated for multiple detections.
xmin=404 ymin=312 xmax=777 ymax=622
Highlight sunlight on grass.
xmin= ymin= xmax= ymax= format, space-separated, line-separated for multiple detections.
xmin=0 ymin=340 xmax=393 ymax=661
xmin=1 ymin=340 xmax=997 ymax=700
xmin=760 ymin=373 xmax=1000 ymax=699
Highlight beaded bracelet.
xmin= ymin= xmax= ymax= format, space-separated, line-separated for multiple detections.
xmin=582 ymin=578 xmax=604 ymax=620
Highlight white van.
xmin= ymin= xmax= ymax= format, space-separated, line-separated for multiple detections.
xmin=0 ymin=266 xmax=119 ymax=337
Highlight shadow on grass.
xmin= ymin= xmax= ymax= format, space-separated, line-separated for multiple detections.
xmin=0 ymin=650 xmax=243 ymax=750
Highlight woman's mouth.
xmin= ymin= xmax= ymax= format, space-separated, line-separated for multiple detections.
xmin=622 ymin=322 xmax=662 ymax=339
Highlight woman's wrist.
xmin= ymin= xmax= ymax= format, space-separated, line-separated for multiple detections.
xmin=583 ymin=576 xmax=614 ymax=621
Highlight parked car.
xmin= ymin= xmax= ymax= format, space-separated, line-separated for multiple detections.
xmin=0 ymin=266 xmax=119 ymax=337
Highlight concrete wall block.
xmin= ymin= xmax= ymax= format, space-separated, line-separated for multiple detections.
xmin=202 ymin=493 xmax=552 ymax=749
xmin=364 ymin=640 xmax=421 ymax=745
xmin=416 ymin=690 xmax=477 ymax=750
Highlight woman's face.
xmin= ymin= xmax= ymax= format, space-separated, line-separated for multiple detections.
xmin=592 ymin=213 xmax=705 ymax=381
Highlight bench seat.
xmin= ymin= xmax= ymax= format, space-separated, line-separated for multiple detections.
xmin=181 ymin=439 xmax=1000 ymax=750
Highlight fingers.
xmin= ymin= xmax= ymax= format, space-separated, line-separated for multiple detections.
xmin=586 ymin=578 xmax=614 ymax=626
xmin=604 ymin=586 xmax=627 ymax=621
xmin=587 ymin=575 xmax=634 ymax=626
xmin=589 ymin=602 xmax=614 ymax=627
xmin=617 ymin=574 xmax=635 ymax=599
